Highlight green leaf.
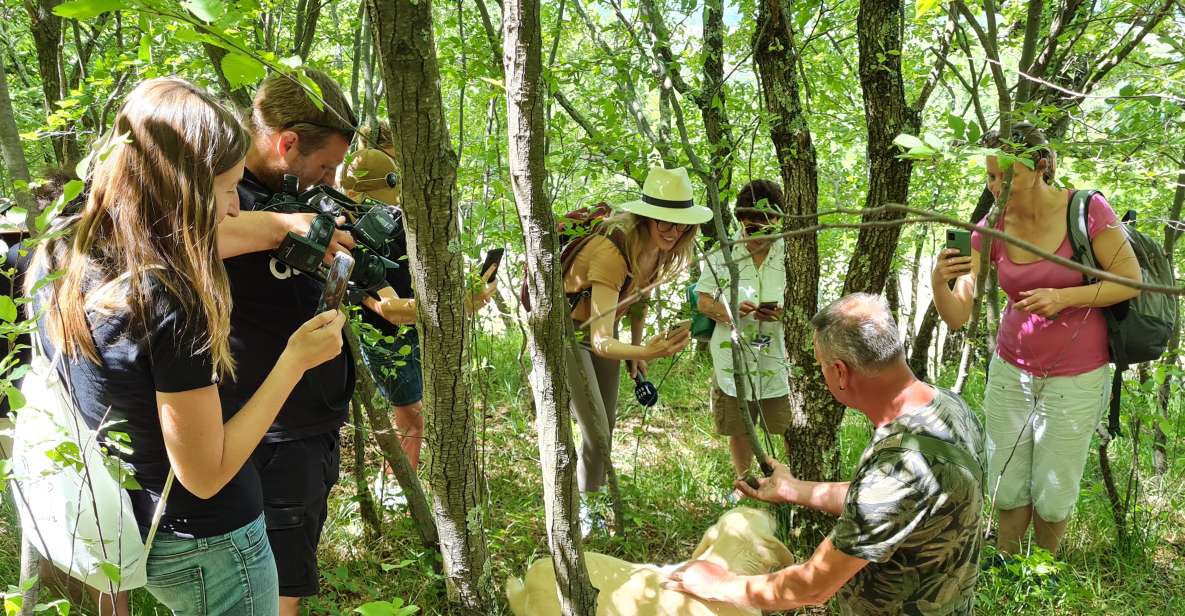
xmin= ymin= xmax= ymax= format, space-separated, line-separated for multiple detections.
xmin=946 ymin=113 xmax=965 ymax=139
xmin=0 ymin=296 xmax=15 ymax=323
xmin=138 ymin=16 xmax=153 ymax=63
xmin=98 ymin=562 xmax=122 ymax=584
xmin=295 ymin=72 xmax=324 ymax=111
xmin=62 ymin=180 xmax=85 ymax=204
xmin=354 ymin=600 xmax=417 ymax=616
xmin=892 ymin=133 xmax=925 ymax=150
xmin=4 ymin=387 xmax=25 ymax=412
xmin=915 ymin=0 xmax=940 ymax=19
xmin=279 ymin=56 xmax=303 ymax=69
xmin=53 ymin=0 xmax=124 ymax=19
xmin=182 ymin=0 xmax=226 ymax=22
xmin=966 ymin=120 xmax=982 ymax=144
xmin=221 ymin=53 xmax=266 ymax=90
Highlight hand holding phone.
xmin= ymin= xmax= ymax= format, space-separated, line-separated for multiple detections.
xmin=946 ymin=229 xmax=971 ymax=257
xmin=480 ymin=247 xmax=505 ymax=283
xmin=758 ymin=301 xmax=779 ymax=311
xmin=317 ymin=252 xmax=355 ymax=314
xmin=665 ymin=319 xmax=692 ymax=339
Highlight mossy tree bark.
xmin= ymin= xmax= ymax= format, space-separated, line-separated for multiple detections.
xmin=753 ymin=0 xmax=839 ymax=548
xmin=503 ymin=0 xmax=597 ymax=610
xmin=367 ymin=0 xmax=493 ymax=610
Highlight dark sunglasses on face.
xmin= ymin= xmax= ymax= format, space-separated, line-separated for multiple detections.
xmin=655 ymin=220 xmax=691 ymax=232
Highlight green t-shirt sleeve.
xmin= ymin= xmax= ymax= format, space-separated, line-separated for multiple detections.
xmin=831 ymin=450 xmax=935 ymax=564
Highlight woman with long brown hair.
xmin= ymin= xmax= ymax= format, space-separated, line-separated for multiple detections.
xmin=29 ymin=77 xmax=345 ymax=614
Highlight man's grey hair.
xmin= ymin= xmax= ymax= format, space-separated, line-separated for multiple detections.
xmin=810 ymin=293 xmax=904 ymax=373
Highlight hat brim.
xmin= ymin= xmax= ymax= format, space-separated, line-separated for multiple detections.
xmin=617 ymin=200 xmax=714 ymax=225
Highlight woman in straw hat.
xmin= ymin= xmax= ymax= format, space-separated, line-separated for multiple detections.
xmin=563 ymin=166 xmax=712 ymax=535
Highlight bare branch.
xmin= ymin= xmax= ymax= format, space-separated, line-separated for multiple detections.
xmin=912 ymin=2 xmax=958 ymax=112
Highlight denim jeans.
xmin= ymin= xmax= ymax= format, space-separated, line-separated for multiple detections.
xmin=145 ymin=514 xmax=279 ymax=615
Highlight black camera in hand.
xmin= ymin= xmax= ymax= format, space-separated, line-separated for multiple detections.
xmin=262 ymin=174 xmax=403 ymax=295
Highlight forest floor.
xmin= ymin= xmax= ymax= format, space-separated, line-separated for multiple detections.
xmin=3 ymin=331 xmax=1185 ymax=615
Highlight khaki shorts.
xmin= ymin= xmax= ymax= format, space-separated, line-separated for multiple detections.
xmin=984 ymin=354 xmax=1110 ymax=523
xmin=711 ymin=384 xmax=792 ymax=436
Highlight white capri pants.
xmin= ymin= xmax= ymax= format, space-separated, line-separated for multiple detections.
xmin=983 ymin=354 xmax=1111 ymax=523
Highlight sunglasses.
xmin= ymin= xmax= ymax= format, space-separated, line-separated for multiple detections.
xmin=653 ymin=220 xmax=691 ymax=233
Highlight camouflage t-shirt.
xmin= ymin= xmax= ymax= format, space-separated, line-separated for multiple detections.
xmin=830 ymin=387 xmax=985 ymax=616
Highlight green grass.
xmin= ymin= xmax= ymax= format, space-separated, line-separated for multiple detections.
xmin=3 ymin=332 xmax=1184 ymax=614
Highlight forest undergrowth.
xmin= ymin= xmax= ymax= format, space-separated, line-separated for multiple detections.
xmin=4 ymin=330 xmax=1184 ymax=615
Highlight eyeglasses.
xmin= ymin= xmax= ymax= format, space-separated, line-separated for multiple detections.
xmin=655 ymin=220 xmax=691 ymax=232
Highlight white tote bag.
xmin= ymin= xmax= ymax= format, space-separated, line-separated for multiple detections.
xmin=10 ymin=339 xmax=171 ymax=591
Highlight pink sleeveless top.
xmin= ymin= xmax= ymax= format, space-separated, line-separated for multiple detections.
xmin=971 ymin=192 xmax=1119 ymax=377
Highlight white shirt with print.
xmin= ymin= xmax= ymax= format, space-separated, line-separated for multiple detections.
xmin=695 ymin=238 xmax=790 ymax=400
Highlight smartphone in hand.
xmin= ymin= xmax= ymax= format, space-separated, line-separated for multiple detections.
xmin=758 ymin=300 xmax=779 ymax=311
xmin=665 ymin=319 xmax=692 ymax=339
xmin=946 ymin=229 xmax=971 ymax=257
xmin=480 ymin=247 xmax=505 ymax=282
xmin=317 ymin=252 xmax=355 ymax=314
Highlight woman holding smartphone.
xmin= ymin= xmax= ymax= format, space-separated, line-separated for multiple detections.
xmin=695 ymin=180 xmax=791 ymax=500
xmin=931 ymin=122 xmax=1140 ymax=559
xmin=30 ymin=78 xmax=346 ymax=614
xmin=563 ymin=166 xmax=710 ymax=535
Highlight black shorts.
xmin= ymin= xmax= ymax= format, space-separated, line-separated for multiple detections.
xmin=252 ymin=431 xmax=341 ymax=597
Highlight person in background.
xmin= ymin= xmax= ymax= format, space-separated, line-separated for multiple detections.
xmin=563 ymin=166 xmax=709 ymax=535
xmin=696 ymin=179 xmax=791 ymax=501
xmin=931 ymin=122 xmax=1140 ymax=559
xmin=215 ymin=69 xmax=359 ymax=615
xmin=668 ymin=293 xmax=985 ymax=615
xmin=340 ymin=125 xmax=495 ymax=507
xmin=27 ymin=77 xmax=345 ymax=615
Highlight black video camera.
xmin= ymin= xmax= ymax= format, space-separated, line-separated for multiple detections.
xmin=261 ymin=174 xmax=403 ymax=296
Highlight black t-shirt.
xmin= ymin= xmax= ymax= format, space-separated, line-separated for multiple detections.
xmin=220 ymin=170 xmax=354 ymax=442
xmin=359 ymin=225 xmax=413 ymax=341
xmin=33 ymin=268 xmax=261 ymax=539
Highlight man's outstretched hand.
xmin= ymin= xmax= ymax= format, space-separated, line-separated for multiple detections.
xmin=734 ymin=457 xmax=799 ymax=505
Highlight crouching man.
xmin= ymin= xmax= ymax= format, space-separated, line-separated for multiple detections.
xmin=668 ymin=292 xmax=985 ymax=615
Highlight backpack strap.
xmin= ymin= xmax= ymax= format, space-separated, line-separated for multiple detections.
xmin=1065 ymin=189 xmax=1102 ymax=284
xmin=873 ymin=432 xmax=985 ymax=491
xmin=1065 ymin=190 xmax=1127 ymax=437
xmin=563 ymin=227 xmax=632 ymax=315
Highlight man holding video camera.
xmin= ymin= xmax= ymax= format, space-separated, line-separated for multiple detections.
xmin=216 ymin=69 xmax=357 ymax=616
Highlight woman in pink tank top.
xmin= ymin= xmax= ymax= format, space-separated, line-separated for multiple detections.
xmin=930 ymin=123 xmax=1141 ymax=560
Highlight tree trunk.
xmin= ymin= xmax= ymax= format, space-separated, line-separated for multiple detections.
xmin=754 ymin=0 xmax=841 ymax=547
xmin=367 ymin=0 xmax=493 ymax=609
xmin=24 ymin=0 xmax=78 ymax=167
xmin=347 ymin=330 xmax=439 ymax=547
xmin=695 ymin=0 xmax=733 ymax=246
xmin=292 ymin=0 xmax=321 ymax=60
xmin=349 ymin=399 xmax=382 ymax=540
xmin=841 ymin=0 xmax=918 ymax=296
xmin=0 ymin=57 xmax=36 ymax=223
xmin=503 ymin=0 xmax=598 ymax=610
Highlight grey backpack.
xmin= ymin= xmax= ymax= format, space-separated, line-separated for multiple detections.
xmin=1066 ymin=189 xmax=1177 ymax=436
